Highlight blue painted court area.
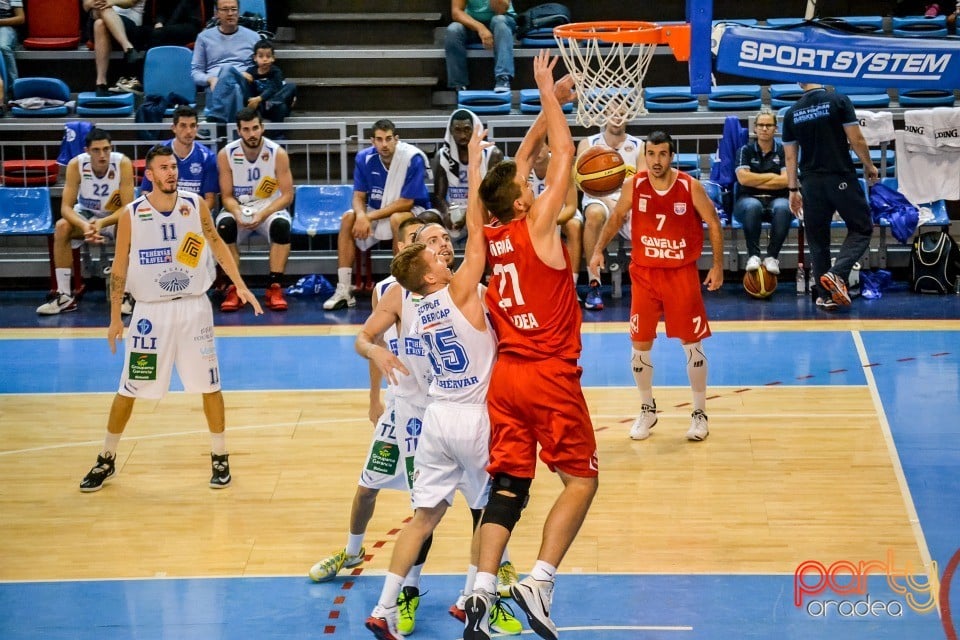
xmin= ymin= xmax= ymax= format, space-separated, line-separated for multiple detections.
xmin=0 ymin=573 xmax=946 ymax=640
xmin=0 ymin=331 xmax=866 ymax=394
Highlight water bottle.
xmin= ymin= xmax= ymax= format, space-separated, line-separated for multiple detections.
xmin=796 ymin=262 xmax=806 ymax=296
xmin=954 ymin=275 xmax=960 ymax=295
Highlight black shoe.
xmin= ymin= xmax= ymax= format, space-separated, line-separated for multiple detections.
xmin=123 ymin=48 xmax=144 ymax=65
xmin=80 ymin=453 xmax=116 ymax=492
xmin=95 ymin=84 xmax=110 ymax=98
xmin=210 ymin=453 xmax=231 ymax=488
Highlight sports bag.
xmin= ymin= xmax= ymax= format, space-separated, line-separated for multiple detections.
xmin=910 ymin=231 xmax=960 ymax=294
xmin=517 ymin=3 xmax=571 ymax=37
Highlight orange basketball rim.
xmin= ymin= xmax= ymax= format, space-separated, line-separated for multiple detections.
xmin=553 ymin=21 xmax=691 ymax=62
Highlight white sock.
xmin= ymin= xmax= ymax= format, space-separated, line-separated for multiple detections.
xmin=683 ymin=341 xmax=708 ymax=412
xmin=530 ymin=560 xmax=557 ymax=582
xmin=631 ymin=348 xmax=654 ymax=405
xmin=56 ymin=268 xmax=71 ymax=295
xmin=402 ymin=563 xmax=424 ymax=589
xmin=103 ymin=432 xmax=121 ymax=457
xmin=587 ymin=268 xmax=600 ymax=284
xmin=377 ymin=572 xmax=404 ymax=610
xmin=500 ymin=548 xmax=510 ymax=564
xmin=463 ymin=564 xmax=478 ymax=595
xmin=474 ymin=571 xmax=497 ymax=595
xmin=572 ymin=272 xmax=580 ymax=286
xmin=210 ymin=432 xmax=227 ymax=455
xmin=345 ymin=533 xmax=365 ymax=557
xmin=337 ymin=267 xmax=352 ymax=288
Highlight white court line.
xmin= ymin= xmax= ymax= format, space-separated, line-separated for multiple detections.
xmin=851 ymin=330 xmax=938 ymax=605
xmin=456 ymin=627 xmax=693 ymax=638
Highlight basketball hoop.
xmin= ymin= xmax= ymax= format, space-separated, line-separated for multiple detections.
xmin=554 ymin=21 xmax=691 ymax=127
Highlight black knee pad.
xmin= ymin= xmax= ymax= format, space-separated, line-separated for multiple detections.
xmin=481 ymin=474 xmax=531 ymax=532
xmin=217 ymin=215 xmax=237 ymax=244
xmin=269 ymin=217 xmax=291 ymax=245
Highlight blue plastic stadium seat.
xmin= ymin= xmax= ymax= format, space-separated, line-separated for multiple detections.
xmin=645 ymin=86 xmax=698 ymax=112
xmin=712 ymin=18 xmax=758 ymax=26
xmin=458 ymin=89 xmax=511 ymax=115
xmin=76 ymin=91 xmax=135 ymax=117
xmin=897 ymin=88 xmax=956 ymax=107
xmin=892 ymin=15 xmax=947 ymax=37
xmin=850 ymin=148 xmax=896 ymax=176
xmin=765 ymin=17 xmax=804 ymax=27
xmin=518 ymin=88 xmax=573 ymax=114
xmin=707 ymin=85 xmax=762 ymax=111
xmin=878 ymin=177 xmax=950 ymax=226
xmin=520 ymin=27 xmax=556 ymax=47
xmin=292 ymin=185 xmax=353 ymax=236
xmin=0 ymin=187 xmax=54 ymax=235
xmin=769 ymin=84 xmax=803 ymax=109
xmin=833 ymin=85 xmax=890 ymax=108
xmin=239 ymin=0 xmax=266 ymax=20
xmin=840 ymin=16 xmax=884 ymax=33
xmin=143 ymin=46 xmax=197 ymax=115
xmin=10 ymin=77 xmax=71 ymax=117
xmin=674 ymin=153 xmax=700 ymax=173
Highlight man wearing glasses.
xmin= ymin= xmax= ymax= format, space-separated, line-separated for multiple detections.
xmin=733 ymin=109 xmax=792 ymax=276
xmin=190 ymin=0 xmax=261 ymax=124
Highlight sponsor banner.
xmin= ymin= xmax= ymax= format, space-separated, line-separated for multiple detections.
xmin=128 ymin=352 xmax=157 ymax=380
xmin=716 ymin=24 xmax=960 ymax=89
xmin=139 ymin=247 xmax=172 ymax=265
xmin=176 ymin=231 xmax=205 ymax=268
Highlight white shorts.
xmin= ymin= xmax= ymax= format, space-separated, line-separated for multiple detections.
xmin=353 ymin=206 xmax=426 ymax=251
xmin=357 ymin=395 xmax=410 ymax=491
xmin=216 ymin=209 xmax=291 ymax=244
xmin=411 ymin=401 xmax=491 ymax=511
xmin=71 ymin=208 xmax=116 ymax=249
xmin=395 ymin=396 xmax=428 ymax=492
xmin=117 ymin=295 xmax=220 ymax=399
xmin=582 ymin=194 xmax=630 ymax=239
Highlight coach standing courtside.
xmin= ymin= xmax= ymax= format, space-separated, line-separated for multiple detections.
xmin=782 ymin=83 xmax=878 ymax=312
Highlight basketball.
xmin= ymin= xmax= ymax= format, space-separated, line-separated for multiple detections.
xmin=575 ymin=146 xmax=627 ymax=197
xmin=743 ymin=266 xmax=778 ymax=299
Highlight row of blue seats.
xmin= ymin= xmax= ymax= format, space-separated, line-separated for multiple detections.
xmin=716 ymin=15 xmax=955 ymax=38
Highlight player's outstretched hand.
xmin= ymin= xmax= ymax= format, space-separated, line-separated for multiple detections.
xmin=468 ymin=124 xmax=493 ymax=161
xmin=554 ymin=74 xmax=576 ymax=106
xmin=236 ymin=286 xmax=264 ymax=315
xmin=703 ymin=263 xmax=724 ymax=291
xmin=533 ymin=49 xmax=558 ymax=91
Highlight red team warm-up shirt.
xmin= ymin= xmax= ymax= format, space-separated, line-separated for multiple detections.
xmin=483 ymin=218 xmax=582 ymax=360
xmin=630 ymin=170 xmax=704 ymax=269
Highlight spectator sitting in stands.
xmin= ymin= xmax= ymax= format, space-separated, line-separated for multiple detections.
xmin=215 ymin=107 xmax=294 ymax=312
xmin=431 ymin=108 xmax=503 ymax=241
xmin=144 ymin=0 xmax=205 ymax=48
xmin=37 ymin=128 xmax=136 ymax=316
xmin=734 ymin=109 xmax=791 ymax=277
xmin=0 ymin=0 xmax=24 ymax=103
xmin=191 ymin=0 xmax=259 ymax=123
xmin=242 ymin=39 xmax=297 ymax=123
xmin=323 ymin=119 xmax=432 ymax=311
xmin=445 ymin=0 xmax=517 ymax=93
xmin=84 ymin=0 xmax=147 ymax=97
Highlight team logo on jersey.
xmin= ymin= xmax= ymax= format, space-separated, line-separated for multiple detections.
xmin=254 ymin=176 xmax=279 ymax=200
xmin=105 ymin=191 xmax=123 ymax=212
xmin=128 ymin=352 xmax=157 ymax=381
xmin=630 ymin=313 xmax=639 ymax=335
xmin=107 ymin=170 xmax=115 ymax=180
xmin=674 ymin=202 xmax=687 ymax=215
xmin=156 ymin=269 xmax=191 ymax=293
xmin=261 ymin=150 xmax=270 ymax=162
xmin=189 ymin=162 xmax=202 ymax=175
xmin=623 ymin=143 xmax=635 ymax=153
xmin=639 ymin=198 xmax=648 ymax=212
xmin=406 ymin=417 xmax=422 ymax=438
xmin=176 ymin=232 xmax=205 ymax=268
xmin=139 ymin=247 xmax=172 ymax=265
xmin=136 ymin=318 xmax=153 ymax=335
xmin=179 ymin=203 xmax=191 ymax=217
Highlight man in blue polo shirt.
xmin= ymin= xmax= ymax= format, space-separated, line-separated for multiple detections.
xmin=323 ymin=119 xmax=432 ymax=311
xmin=140 ymin=105 xmax=219 ymax=209
xmin=783 ymin=83 xmax=879 ymax=312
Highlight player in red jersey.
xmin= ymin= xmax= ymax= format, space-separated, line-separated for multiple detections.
xmin=589 ymin=130 xmax=724 ymax=443
xmin=462 ymin=51 xmax=594 ymax=640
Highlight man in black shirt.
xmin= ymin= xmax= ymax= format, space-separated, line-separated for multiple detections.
xmin=783 ymin=83 xmax=879 ymax=311
xmin=734 ymin=109 xmax=791 ymax=276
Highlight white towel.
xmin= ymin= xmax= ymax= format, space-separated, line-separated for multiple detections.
xmin=894 ymin=129 xmax=960 ymax=204
xmin=932 ymin=106 xmax=960 ymax=150
xmin=439 ymin=109 xmax=485 ymax=190
xmin=856 ymin=110 xmax=894 ymax=145
xmin=903 ymin=109 xmax=938 ymax=154
xmin=376 ymin=141 xmax=427 ymax=241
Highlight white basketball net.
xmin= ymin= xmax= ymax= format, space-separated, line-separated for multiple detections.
xmin=554 ymin=25 xmax=660 ymax=127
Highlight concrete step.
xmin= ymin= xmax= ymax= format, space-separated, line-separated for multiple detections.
xmin=289 ymin=12 xmax=443 ymax=45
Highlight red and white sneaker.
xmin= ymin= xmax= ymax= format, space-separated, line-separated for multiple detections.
xmin=365 ymin=604 xmax=400 ymax=640
xmin=264 ymin=283 xmax=288 ymax=311
xmin=220 ymin=285 xmax=241 ymax=312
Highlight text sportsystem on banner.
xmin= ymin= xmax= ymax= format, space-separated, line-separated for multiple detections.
xmin=715 ymin=23 xmax=960 ymax=89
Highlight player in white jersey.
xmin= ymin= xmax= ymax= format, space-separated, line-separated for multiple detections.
xmin=529 ymin=143 xmax=582 ymax=288
xmin=577 ymin=114 xmax=645 ymax=310
xmin=37 ymin=128 xmax=135 ymax=315
xmin=78 ymin=145 xmax=262 ymax=493
xmin=365 ymin=125 xmax=521 ymax=640
xmin=431 ymin=108 xmax=503 ymax=240
xmin=216 ymin=106 xmax=294 ymax=312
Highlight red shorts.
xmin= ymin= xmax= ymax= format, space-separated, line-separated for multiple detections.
xmin=486 ymin=354 xmax=598 ymax=479
xmin=629 ymin=261 xmax=711 ymax=343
